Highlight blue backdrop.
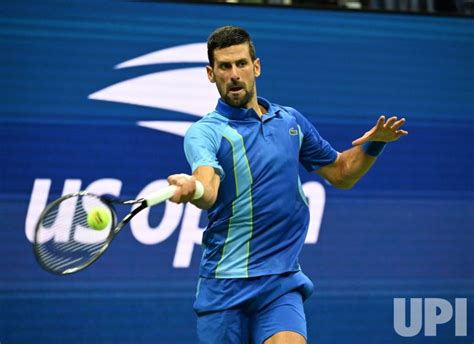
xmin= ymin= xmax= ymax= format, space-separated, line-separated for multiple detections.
xmin=1 ymin=1 xmax=473 ymax=343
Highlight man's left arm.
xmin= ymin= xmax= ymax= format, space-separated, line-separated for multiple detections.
xmin=316 ymin=115 xmax=408 ymax=189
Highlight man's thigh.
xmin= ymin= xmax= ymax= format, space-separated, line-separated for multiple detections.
xmin=264 ymin=331 xmax=306 ymax=344
xmin=251 ymin=290 xmax=307 ymax=344
xmin=197 ymin=308 xmax=249 ymax=344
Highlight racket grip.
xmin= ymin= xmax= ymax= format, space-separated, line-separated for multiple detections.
xmin=194 ymin=180 xmax=204 ymax=200
xmin=145 ymin=180 xmax=204 ymax=207
xmin=145 ymin=185 xmax=177 ymax=207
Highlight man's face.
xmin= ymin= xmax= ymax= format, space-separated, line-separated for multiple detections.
xmin=207 ymin=43 xmax=261 ymax=108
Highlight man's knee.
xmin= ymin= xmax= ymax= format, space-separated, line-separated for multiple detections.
xmin=264 ymin=331 xmax=306 ymax=344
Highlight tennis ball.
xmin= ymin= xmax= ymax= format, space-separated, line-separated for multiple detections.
xmin=87 ymin=207 xmax=111 ymax=230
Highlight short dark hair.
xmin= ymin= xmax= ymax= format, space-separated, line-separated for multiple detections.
xmin=207 ymin=26 xmax=257 ymax=67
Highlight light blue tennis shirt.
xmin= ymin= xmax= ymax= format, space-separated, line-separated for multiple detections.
xmin=184 ymin=97 xmax=337 ymax=279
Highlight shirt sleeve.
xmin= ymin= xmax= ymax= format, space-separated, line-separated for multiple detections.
xmin=287 ymin=107 xmax=338 ymax=172
xmin=184 ymin=121 xmax=225 ymax=180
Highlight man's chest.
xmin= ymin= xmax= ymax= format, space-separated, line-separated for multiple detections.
xmin=216 ymin=117 xmax=302 ymax=179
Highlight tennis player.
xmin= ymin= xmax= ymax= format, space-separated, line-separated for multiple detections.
xmin=167 ymin=26 xmax=407 ymax=344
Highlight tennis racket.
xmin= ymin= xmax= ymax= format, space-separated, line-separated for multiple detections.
xmin=33 ymin=181 xmax=204 ymax=275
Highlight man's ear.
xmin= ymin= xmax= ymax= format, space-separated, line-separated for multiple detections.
xmin=254 ymin=58 xmax=261 ymax=78
xmin=206 ymin=65 xmax=216 ymax=83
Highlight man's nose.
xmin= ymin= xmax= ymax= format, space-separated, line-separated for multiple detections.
xmin=230 ymin=65 xmax=240 ymax=81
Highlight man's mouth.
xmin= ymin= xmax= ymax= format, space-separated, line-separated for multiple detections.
xmin=229 ymin=86 xmax=244 ymax=94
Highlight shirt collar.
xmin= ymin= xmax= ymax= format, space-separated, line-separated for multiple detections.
xmin=215 ymin=96 xmax=279 ymax=121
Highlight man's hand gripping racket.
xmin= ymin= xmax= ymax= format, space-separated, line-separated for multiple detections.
xmin=33 ymin=179 xmax=204 ymax=275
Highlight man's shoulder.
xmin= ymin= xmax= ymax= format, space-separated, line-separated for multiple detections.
xmin=268 ymin=101 xmax=315 ymax=133
xmin=196 ymin=111 xmax=228 ymax=126
xmin=268 ymin=101 xmax=303 ymax=121
xmin=185 ymin=111 xmax=228 ymax=138
xmin=277 ymin=104 xmax=300 ymax=116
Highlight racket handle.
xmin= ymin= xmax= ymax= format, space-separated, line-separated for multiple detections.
xmin=194 ymin=180 xmax=204 ymax=200
xmin=145 ymin=185 xmax=176 ymax=207
xmin=145 ymin=180 xmax=204 ymax=207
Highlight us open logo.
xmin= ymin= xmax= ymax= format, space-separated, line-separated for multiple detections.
xmin=393 ymin=298 xmax=468 ymax=337
xmin=26 ymin=178 xmax=327 ymax=269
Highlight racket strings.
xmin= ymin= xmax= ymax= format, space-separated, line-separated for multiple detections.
xmin=34 ymin=194 xmax=113 ymax=274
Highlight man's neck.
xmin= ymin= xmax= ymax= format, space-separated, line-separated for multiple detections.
xmin=247 ymin=96 xmax=267 ymax=117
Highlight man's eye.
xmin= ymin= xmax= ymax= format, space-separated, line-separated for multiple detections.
xmin=238 ymin=61 xmax=247 ymax=67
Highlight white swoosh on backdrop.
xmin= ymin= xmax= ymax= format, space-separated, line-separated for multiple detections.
xmin=88 ymin=43 xmax=217 ymax=137
xmin=115 ymin=42 xmax=208 ymax=69
xmin=89 ymin=67 xmax=217 ymax=117
xmin=137 ymin=120 xmax=194 ymax=137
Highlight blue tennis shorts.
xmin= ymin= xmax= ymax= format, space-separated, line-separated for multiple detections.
xmin=194 ymin=271 xmax=314 ymax=344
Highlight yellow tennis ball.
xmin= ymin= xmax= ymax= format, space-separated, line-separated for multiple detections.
xmin=87 ymin=207 xmax=111 ymax=230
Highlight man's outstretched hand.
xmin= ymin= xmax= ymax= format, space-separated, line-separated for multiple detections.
xmin=352 ymin=115 xmax=408 ymax=146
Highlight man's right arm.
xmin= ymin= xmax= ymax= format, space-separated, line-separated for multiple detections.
xmin=167 ymin=166 xmax=220 ymax=210
xmin=170 ymin=120 xmax=223 ymax=209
